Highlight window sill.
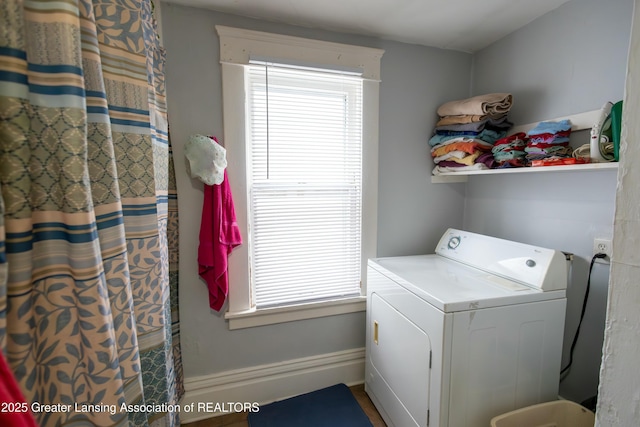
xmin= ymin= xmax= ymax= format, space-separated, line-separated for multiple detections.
xmin=224 ymin=296 xmax=367 ymax=330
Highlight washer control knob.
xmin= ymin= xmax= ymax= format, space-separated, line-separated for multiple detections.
xmin=448 ymin=236 xmax=461 ymax=250
xmin=526 ymin=259 xmax=536 ymax=267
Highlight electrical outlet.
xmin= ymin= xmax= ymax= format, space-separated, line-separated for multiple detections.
xmin=593 ymin=238 xmax=612 ymax=263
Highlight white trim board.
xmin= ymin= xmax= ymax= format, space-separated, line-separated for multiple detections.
xmin=218 ymin=26 xmax=381 ymax=322
xmin=216 ymin=26 xmax=384 ymax=80
xmin=225 ymin=297 xmax=366 ymax=330
xmin=180 ymin=348 xmax=366 ymax=424
xmin=508 ymin=109 xmax=601 ymax=135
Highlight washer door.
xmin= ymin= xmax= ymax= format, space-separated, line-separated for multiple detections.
xmin=369 ymin=293 xmax=431 ymax=427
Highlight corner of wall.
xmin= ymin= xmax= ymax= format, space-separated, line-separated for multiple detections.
xmin=468 ymin=54 xmax=476 ymax=97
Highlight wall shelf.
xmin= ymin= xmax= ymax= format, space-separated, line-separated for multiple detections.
xmin=431 ymin=162 xmax=618 ymax=183
xmin=430 ymin=109 xmax=619 ymax=183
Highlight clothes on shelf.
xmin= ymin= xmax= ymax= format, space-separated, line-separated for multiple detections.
xmin=492 ymin=132 xmax=527 ymax=168
xmin=429 ymin=96 xmax=587 ymax=174
xmin=524 ymin=119 xmax=573 ymax=163
xmin=430 ymin=93 xmax=514 ymax=175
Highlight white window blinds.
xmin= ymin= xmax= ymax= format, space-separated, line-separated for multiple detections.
xmin=247 ymin=63 xmax=364 ymax=308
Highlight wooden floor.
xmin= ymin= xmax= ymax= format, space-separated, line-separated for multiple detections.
xmin=182 ymin=384 xmax=386 ymax=427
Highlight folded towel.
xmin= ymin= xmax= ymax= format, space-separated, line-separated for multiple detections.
xmin=431 ymin=140 xmax=490 ymax=158
xmin=432 ymin=152 xmax=495 ymax=174
xmin=437 ymin=93 xmax=513 ymax=117
xmin=435 ymin=129 xmax=479 ymax=138
xmin=435 ymin=116 xmax=513 ymax=133
xmin=436 ymin=114 xmax=494 ymax=126
xmin=528 ymin=137 xmax=570 ymax=145
xmin=433 ymin=150 xmax=467 ymax=163
xmin=526 ymin=119 xmax=572 ymax=136
xmin=525 ymin=144 xmax=571 ymax=153
xmin=431 ymin=136 xmax=493 ymax=157
xmin=442 ymin=150 xmax=482 ymax=166
xmin=432 ymin=163 xmax=490 ymax=175
xmin=496 ymin=159 xmax=526 ymax=168
xmin=493 ymin=151 xmax=526 ymax=162
xmin=436 ymin=122 xmax=486 ymax=133
xmin=429 ymin=133 xmax=463 ymax=147
xmin=493 ymin=132 xmax=527 ymax=148
xmin=429 ymin=129 xmax=506 ymax=147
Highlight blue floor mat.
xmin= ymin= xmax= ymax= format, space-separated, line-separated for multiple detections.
xmin=247 ymin=383 xmax=373 ymax=427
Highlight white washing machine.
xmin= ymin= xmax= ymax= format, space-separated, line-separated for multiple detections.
xmin=365 ymin=228 xmax=568 ymax=427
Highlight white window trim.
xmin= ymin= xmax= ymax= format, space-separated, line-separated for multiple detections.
xmin=217 ymin=26 xmax=383 ymax=330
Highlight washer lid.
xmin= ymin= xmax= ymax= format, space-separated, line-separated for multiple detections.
xmin=368 ymin=255 xmax=565 ymax=312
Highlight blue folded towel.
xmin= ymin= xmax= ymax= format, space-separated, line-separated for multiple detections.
xmin=527 ymin=119 xmax=571 ymax=136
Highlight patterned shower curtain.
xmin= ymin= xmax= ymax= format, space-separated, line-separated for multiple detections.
xmin=0 ymin=0 xmax=183 ymax=426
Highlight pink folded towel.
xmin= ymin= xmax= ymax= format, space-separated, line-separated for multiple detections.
xmin=437 ymin=93 xmax=513 ymax=117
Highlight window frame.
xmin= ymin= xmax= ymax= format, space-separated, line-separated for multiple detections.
xmin=217 ymin=26 xmax=383 ymax=329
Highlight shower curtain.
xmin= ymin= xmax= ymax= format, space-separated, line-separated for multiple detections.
xmin=0 ymin=0 xmax=183 ymax=425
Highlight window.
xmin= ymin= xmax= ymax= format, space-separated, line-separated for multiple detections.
xmin=247 ymin=63 xmax=363 ymax=308
xmin=217 ymin=26 xmax=383 ymax=329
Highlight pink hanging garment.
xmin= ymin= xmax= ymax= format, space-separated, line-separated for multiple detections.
xmin=198 ymin=170 xmax=242 ymax=311
xmin=0 ymin=352 xmax=39 ymax=427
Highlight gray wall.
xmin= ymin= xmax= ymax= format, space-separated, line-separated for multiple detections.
xmin=161 ymin=3 xmax=471 ymax=378
xmin=376 ymin=41 xmax=470 ymax=257
xmin=472 ymin=0 xmax=632 ymax=125
xmin=468 ymin=0 xmax=634 ymax=404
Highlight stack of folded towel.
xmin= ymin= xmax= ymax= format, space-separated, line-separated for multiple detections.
xmin=430 ymin=93 xmax=514 ymax=174
xmin=492 ymin=132 xmax=527 ymax=168
xmin=524 ymin=120 xmax=572 ymax=164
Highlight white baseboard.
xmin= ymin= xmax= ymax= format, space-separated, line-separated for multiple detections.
xmin=179 ymin=347 xmax=366 ymax=424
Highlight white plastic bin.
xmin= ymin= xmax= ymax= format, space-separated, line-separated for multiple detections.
xmin=490 ymin=400 xmax=595 ymax=427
